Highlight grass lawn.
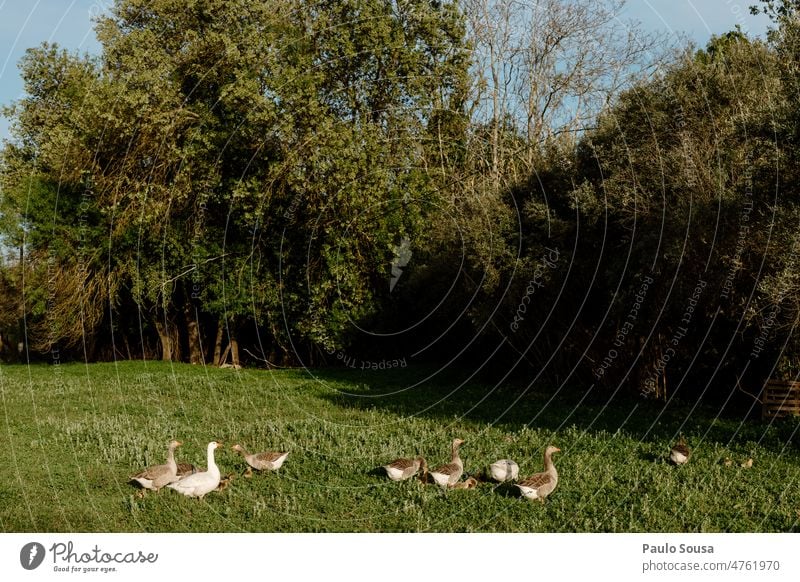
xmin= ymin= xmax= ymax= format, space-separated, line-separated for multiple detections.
xmin=1 ymin=361 xmax=799 ymax=532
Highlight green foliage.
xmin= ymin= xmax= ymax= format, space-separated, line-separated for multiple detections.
xmin=499 ymin=29 xmax=800 ymax=395
xmin=1 ymin=0 xmax=470 ymax=362
xmin=5 ymin=0 xmax=800 ymax=406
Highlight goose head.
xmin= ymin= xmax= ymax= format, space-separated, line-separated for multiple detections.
xmin=231 ymin=444 xmax=245 ymax=454
xmin=169 ymin=440 xmax=183 ymax=450
xmin=545 ymin=445 xmax=561 ymax=456
xmin=453 ymin=438 xmax=465 ymax=449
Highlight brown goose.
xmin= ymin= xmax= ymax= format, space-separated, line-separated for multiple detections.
xmin=429 ymin=438 xmax=465 ymax=489
xmin=217 ymin=473 xmax=235 ymax=491
xmin=231 ymin=444 xmax=289 ymax=477
xmin=383 ymin=456 xmax=427 ymax=481
xmin=669 ymin=436 xmax=691 ymax=465
xmin=130 ymin=440 xmax=182 ymax=491
xmin=516 ymin=445 xmax=561 ymax=503
xmin=451 ymin=477 xmax=479 ymax=490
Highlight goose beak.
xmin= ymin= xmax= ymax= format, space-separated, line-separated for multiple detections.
xmin=554 ymin=447 xmax=562 ymax=453
xmin=176 ymin=441 xmax=183 ymax=447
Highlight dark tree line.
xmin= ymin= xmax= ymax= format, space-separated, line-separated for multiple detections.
xmin=2 ymin=0 xmax=800 ymax=405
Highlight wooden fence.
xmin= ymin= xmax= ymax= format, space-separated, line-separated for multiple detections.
xmin=761 ymin=380 xmax=800 ymax=420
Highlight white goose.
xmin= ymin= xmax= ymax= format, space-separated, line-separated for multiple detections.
xmin=429 ymin=438 xmax=465 ymax=489
xmin=130 ymin=440 xmax=182 ymax=491
xmin=489 ymin=459 xmax=519 ymax=482
xmin=168 ymin=441 xmax=222 ymax=499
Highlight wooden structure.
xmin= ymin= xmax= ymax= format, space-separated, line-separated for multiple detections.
xmin=761 ymin=380 xmax=800 ymax=420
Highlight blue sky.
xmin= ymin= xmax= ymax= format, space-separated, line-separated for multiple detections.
xmin=625 ymin=0 xmax=770 ymax=41
xmin=0 ymin=0 xmax=772 ymax=141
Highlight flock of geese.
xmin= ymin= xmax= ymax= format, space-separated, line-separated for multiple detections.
xmin=130 ymin=435 xmax=703 ymax=502
xmin=129 ymin=437 xmax=562 ymax=502
xmin=383 ymin=439 xmax=562 ymax=501
xmin=130 ymin=440 xmax=288 ymax=499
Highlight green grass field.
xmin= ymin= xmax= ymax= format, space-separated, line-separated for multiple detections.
xmin=1 ymin=361 xmax=798 ymax=532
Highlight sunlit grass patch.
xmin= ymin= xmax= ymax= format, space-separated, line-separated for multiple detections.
xmin=1 ymin=361 xmax=798 ymax=532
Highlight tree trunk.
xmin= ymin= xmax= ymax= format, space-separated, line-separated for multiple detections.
xmin=123 ymin=334 xmax=132 ymax=361
xmin=184 ymin=304 xmax=204 ymax=365
xmin=154 ymin=321 xmax=171 ymax=361
xmin=212 ymin=319 xmax=224 ymax=366
xmin=218 ymin=344 xmax=231 ymax=367
xmin=230 ymin=334 xmax=240 ymax=368
xmin=85 ymin=332 xmax=97 ymax=362
xmin=154 ymin=318 xmax=180 ymax=361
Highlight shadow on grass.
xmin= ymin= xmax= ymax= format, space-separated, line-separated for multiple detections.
xmin=311 ymin=365 xmax=800 ymax=452
xmin=638 ymin=451 xmax=664 ymax=464
xmin=491 ymin=482 xmax=521 ymax=498
xmin=366 ymin=466 xmax=387 ymax=478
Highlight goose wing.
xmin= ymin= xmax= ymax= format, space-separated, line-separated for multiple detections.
xmin=431 ymin=462 xmax=460 ymax=475
xmin=671 ymin=443 xmax=690 ymax=457
xmin=131 ymin=463 xmax=170 ymax=481
xmin=254 ymin=451 xmax=288 ymax=464
xmin=518 ymin=472 xmax=552 ymax=489
xmin=386 ymin=458 xmax=415 ymax=470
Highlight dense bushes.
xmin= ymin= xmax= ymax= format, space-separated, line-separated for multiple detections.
xmin=3 ymin=1 xmax=800 ymax=406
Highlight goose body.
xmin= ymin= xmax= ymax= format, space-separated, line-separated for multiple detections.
xmin=429 ymin=438 xmax=465 ymax=489
xmin=517 ymin=446 xmax=560 ymax=502
xmin=176 ymin=462 xmax=198 ymax=477
xmin=232 ymin=444 xmax=288 ymax=476
xmin=489 ymin=459 xmax=519 ymax=482
xmin=383 ymin=456 xmax=426 ymax=481
xmin=168 ymin=442 xmax=222 ymax=498
xmin=130 ymin=440 xmax=182 ymax=491
xmin=670 ymin=437 xmax=691 ymax=465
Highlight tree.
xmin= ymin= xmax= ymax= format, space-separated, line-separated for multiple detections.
xmin=0 ymin=0 xmax=471 ymax=366
xmin=543 ymin=32 xmax=790 ymax=399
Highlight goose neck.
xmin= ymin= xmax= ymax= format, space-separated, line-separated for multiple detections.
xmin=451 ymin=449 xmax=462 ymax=466
xmin=167 ymin=447 xmax=177 ymax=473
xmin=207 ymin=445 xmax=220 ymax=476
xmin=544 ymin=452 xmax=557 ymax=475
